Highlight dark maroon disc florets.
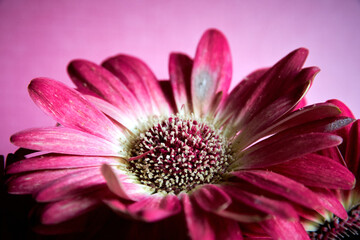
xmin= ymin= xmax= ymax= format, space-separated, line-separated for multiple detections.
xmin=128 ymin=116 xmax=232 ymax=194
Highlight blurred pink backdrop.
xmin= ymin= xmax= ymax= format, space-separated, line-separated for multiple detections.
xmin=1 ymin=0 xmax=359 ymax=156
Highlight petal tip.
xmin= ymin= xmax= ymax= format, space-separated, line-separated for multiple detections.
xmin=296 ymin=47 xmax=309 ymax=56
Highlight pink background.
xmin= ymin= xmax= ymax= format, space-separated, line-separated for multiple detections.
xmin=1 ymin=0 xmax=360 ymax=156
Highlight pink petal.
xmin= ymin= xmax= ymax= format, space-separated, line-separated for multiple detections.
xmin=102 ymin=55 xmax=152 ymax=113
xmin=10 ymin=127 xmax=123 ymax=156
xmin=159 ymin=80 xmax=178 ymax=113
xmin=291 ymin=66 xmax=319 ymax=89
xmin=217 ymin=68 xmax=268 ymax=124
xmin=236 ymin=48 xmax=309 ymax=127
xmin=127 ymin=194 xmax=181 ymax=222
xmin=236 ymin=133 xmax=342 ymax=169
xmin=68 ymin=59 xmax=142 ymax=116
xmin=294 ymin=97 xmax=307 ymax=110
xmin=35 ymin=168 xmax=106 ymax=202
xmin=327 ymin=100 xmax=356 ymax=155
xmin=6 ymin=154 xmax=121 ymax=174
xmin=191 ymin=29 xmax=232 ymax=116
xmin=327 ymin=99 xmax=355 ymax=119
xmin=234 ymin=223 xmax=269 ymax=239
xmin=318 ymin=146 xmax=346 ymax=165
xmin=269 ymin=153 xmax=355 ymax=189
xmin=101 ymin=164 xmax=144 ymax=201
xmin=102 ymin=198 xmax=129 ymax=216
xmin=182 ymin=194 xmax=242 ymax=240
xmin=169 ymin=53 xmax=193 ymax=112
xmin=214 ymin=192 xmax=268 ymax=223
xmin=310 ymin=188 xmax=347 ymax=219
xmin=84 ymin=94 xmax=139 ymax=130
xmin=182 ymin=194 xmax=213 ymax=239
xmin=233 ymin=80 xmax=311 ymax=147
xmin=261 ymin=103 xmax=342 ymax=137
xmin=7 ymin=168 xmax=86 ymax=194
xmin=233 ymin=67 xmax=319 ymax=142
xmin=231 ymin=170 xmax=325 ymax=209
xmin=222 ymin=185 xmax=299 ymax=220
xmin=102 ymin=54 xmax=170 ymax=115
xmin=40 ymin=195 xmax=101 ymax=225
xmin=237 ymin=111 xmax=353 ymax=157
xmin=249 ymin=115 xmax=353 ymax=153
xmin=192 ymin=184 xmax=231 ymax=212
xmin=216 ymin=208 xmax=266 ymax=223
xmin=260 ymin=217 xmax=310 ymax=240
xmin=346 ymin=120 xmax=360 ymax=181
xmin=29 ymin=78 xmax=124 ymax=142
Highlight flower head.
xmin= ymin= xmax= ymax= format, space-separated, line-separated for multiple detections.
xmin=304 ymin=100 xmax=360 ymax=240
xmin=6 ymin=29 xmax=355 ymax=239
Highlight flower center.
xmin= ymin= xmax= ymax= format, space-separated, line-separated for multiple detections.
xmin=308 ymin=204 xmax=360 ymax=240
xmin=128 ymin=116 xmax=233 ymax=194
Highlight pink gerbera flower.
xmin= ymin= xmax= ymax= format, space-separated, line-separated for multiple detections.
xmin=6 ymin=29 xmax=356 ymax=239
xmin=304 ymin=100 xmax=360 ymax=240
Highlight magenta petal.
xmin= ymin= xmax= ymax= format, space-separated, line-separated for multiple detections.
xmin=6 ymin=154 xmax=121 ymax=174
xmin=10 ymin=127 xmax=123 ymax=156
xmin=101 ymin=164 xmax=144 ymax=201
xmin=28 ymin=78 xmax=123 ymax=142
xmin=182 ymin=194 xmax=242 ymax=240
xmin=327 ymin=99 xmax=355 ymax=119
xmin=222 ymin=185 xmax=298 ymax=220
xmin=102 ymin=55 xmax=170 ymax=115
xmin=101 ymin=164 xmax=132 ymax=200
xmin=237 ymin=133 xmax=342 ymax=169
xmin=127 ymin=195 xmax=181 ymax=222
xmin=191 ymin=29 xmax=232 ymax=116
xmin=217 ymin=68 xmax=268 ymax=124
xmin=35 ymin=168 xmax=105 ymax=202
xmin=269 ymin=154 xmax=355 ymax=189
xmin=84 ymin=94 xmax=138 ymax=130
xmin=41 ymin=196 xmax=100 ymax=225
xmin=231 ymin=170 xmax=324 ymax=209
xmin=262 ymin=103 xmax=342 ymax=137
xmin=237 ymin=48 xmax=309 ymax=127
xmin=192 ymin=184 xmax=231 ymax=212
xmin=295 ymin=97 xmax=307 ymax=110
xmin=169 ymin=53 xmax=193 ymax=111
xmin=7 ymin=169 xmax=86 ymax=194
xmin=346 ymin=120 xmax=360 ymax=183
xmin=102 ymin=55 xmax=152 ymax=113
xmin=328 ymin=100 xmax=356 ymax=155
xmin=68 ymin=59 xmax=141 ymax=115
xmin=260 ymin=217 xmax=309 ymax=240
xmin=233 ymin=81 xmax=311 ymax=147
xmin=102 ymin=198 xmax=128 ymax=216
xmin=182 ymin=194 xmax=213 ymax=240
xmin=233 ymin=67 xmax=320 ymax=145
xmin=311 ymin=188 xmax=348 ymax=219
xmin=159 ymin=80 xmax=178 ymax=113
xmin=116 ymin=55 xmax=170 ymax=114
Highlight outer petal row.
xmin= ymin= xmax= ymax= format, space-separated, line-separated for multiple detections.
xmin=28 ymin=78 xmax=124 ymax=143
xmin=10 ymin=127 xmax=124 ymax=156
xmin=190 ymin=29 xmax=232 ymax=116
xmin=102 ymin=54 xmax=171 ymax=115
